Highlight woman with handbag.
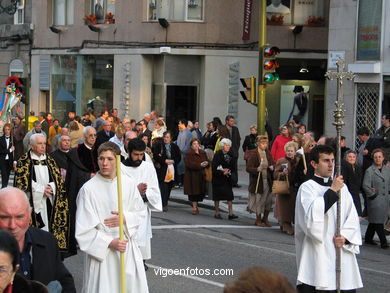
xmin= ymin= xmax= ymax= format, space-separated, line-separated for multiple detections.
xmin=242 ymin=125 xmax=258 ymax=162
xmin=152 ymin=131 xmax=181 ymax=212
xmin=212 ymin=138 xmax=238 ymax=219
xmin=246 ymin=135 xmax=275 ymax=226
xmin=273 ymin=141 xmax=299 ymax=235
xmin=184 ymin=138 xmax=209 ymax=215
xmin=362 ymin=148 xmax=390 ymax=249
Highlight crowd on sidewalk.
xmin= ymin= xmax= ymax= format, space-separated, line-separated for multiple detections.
xmin=0 ymin=106 xmax=389 ymax=292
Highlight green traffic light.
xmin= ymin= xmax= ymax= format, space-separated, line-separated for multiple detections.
xmin=264 ymin=73 xmax=280 ymax=83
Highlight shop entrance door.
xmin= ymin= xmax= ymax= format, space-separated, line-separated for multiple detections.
xmin=166 ymin=85 xmax=197 ymax=139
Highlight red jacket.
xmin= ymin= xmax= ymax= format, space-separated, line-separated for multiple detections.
xmin=271 ymin=135 xmax=292 ymax=162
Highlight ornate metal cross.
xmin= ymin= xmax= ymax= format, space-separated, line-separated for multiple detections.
xmin=325 ymin=58 xmax=355 ymax=293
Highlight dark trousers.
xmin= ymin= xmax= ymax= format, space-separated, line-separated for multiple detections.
xmin=365 ymin=223 xmax=387 ymax=245
xmin=0 ymin=159 xmax=12 ymax=188
xmin=297 ymin=283 xmax=356 ymax=293
xmin=159 ymin=181 xmax=174 ymax=207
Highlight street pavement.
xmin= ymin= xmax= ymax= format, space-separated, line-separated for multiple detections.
xmin=3 ymin=168 xmax=390 ymax=293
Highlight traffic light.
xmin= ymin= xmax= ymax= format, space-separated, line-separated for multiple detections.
xmin=240 ymin=76 xmax=256 ymax=104
xmin=261 ymin=46 xmax=280 ymax=85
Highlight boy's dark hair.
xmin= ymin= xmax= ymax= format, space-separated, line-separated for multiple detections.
xmin=357 ymin=127 xmax=370 ymax=136
xmin=310 ymin=145 xmax=335 ymax=164
xmin=178 ymin=119 xmax=188 ymax=127
xmin=127 ymin=138 xmax=146 ymax=154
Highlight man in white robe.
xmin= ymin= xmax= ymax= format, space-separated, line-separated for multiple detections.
xmin=76 ymin=142 xmax=148 ymax=293
xmin=121 ymin=130 xmax=153 ymax=163
xmin=122 ymin=138 xmax=162 ymax=267
xmin=14 ymin=133 xmax=70 ymax=252
xmin=295 ymin=145 xmax=363 ymax=293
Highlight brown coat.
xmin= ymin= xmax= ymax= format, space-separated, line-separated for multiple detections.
xmin=273 ymin=156 xmax=299 ymax=222
xmin=246 ymin=149 xmax=275 ymax=194
xmin=184 ymin=148 xmax=208 ymax=196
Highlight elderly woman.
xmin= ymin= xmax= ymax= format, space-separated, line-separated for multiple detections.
xmin=242 ymin=125 xmax=258 ymax=161
xmin=152 ymin=131 xmax=181 ymax=212
xmin=184 ymin=138 xmax=209 ymax=215
xmin=212 ymin=138 xmax=238 ymax=220
xmin=274 ymin=141 xmax=299 ymax=235
xmin=0 ymin=231 xmax=48 ymax=292
xmin=246 ymin=136 xmax=275 ymax=226
xmin=363 ymin=148 xmax=390 ymax=249
xmin=270 ymin=124 xmax=293 ymax=162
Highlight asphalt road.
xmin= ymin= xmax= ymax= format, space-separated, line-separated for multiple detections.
xmin=64 ymin=200 xmax=390 ymax=293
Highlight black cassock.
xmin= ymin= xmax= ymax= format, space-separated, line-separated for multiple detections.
xmin=50 ymin=148 xmax=91 ymax=257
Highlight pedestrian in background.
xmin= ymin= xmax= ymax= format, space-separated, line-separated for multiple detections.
xmin=246 ymin=136 xmax=274 ymax=226
xmin=212 ymin=138 xmax=238 ymax=220
xmin=362 ymin=148 xmax=390 ymax=249
xmin=274 ymin=141 xmax=299 ymax=235
xmin=184 ymin=138 xmax=208 ymax=215
xmin=242 ymin=125 xmax=258 ymax=162
xmin=271 ymin=124 xmax=293 ymax=162
xmin=0 ymin=124 xmax=14 ymax=188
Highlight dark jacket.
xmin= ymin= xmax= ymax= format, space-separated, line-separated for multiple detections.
xmin=8 ymin=274 xmax=48 ymax=293
xmin=212 ymin=149 xmax=236 ymax=200
xmin=0 ymin=135 xmax=13 ymax=162
xmin=242 ymin=134 xmax=257 ymax=153
xmin=77 ymin=143 xmax=99 ymax=173
xmin=361 ymin=137 xmax=383 ymax=172
xmin=341 ymin=160 xmax=363 ymax=216
xmin=201 ymin=131 xmax=218 ymax=150
xmin=95 ymin=130 xmax=115 ymax=149
xmin=17 ymin=228 xmax=76 ymax=293
xmin=223 ymin=125 xmax=241 ymax=157
xmin=152 ymin=141 xmax=181 ymax=183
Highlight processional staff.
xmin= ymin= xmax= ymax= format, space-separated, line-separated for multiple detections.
xmin=325 ymin=58 xmax=355 ymax=293
xmin=116 ymin=155 xmax=126 ymax=293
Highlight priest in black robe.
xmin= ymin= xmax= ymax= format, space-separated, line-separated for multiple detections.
xmin=77 ymin=126 xmax=99 ymax=174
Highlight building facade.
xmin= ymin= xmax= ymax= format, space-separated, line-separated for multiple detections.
xmin=30 ymin=0 xmax=330 ymax=144
xmin=326 ymin=0 xmax=390 ymax=148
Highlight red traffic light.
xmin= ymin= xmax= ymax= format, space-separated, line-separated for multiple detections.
xmin=264 ymin=60 xmax=279 ymax=70
xmin=263 ymin=46 xmax=280 ymax=57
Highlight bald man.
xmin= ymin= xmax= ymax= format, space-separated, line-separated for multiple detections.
xmin=0 ymin=187 xmax=76 ymax=292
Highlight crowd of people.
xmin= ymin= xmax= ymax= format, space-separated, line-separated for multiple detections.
xmin=0 ymin=106 xmax=389 ymax=292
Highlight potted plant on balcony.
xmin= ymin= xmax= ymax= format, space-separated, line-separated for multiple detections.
xmin=305 ymin=16 xmax=325 ymax=27
xmin=105 ymin=13 xmax=115 ymax=24
xmin=84 ymin=14 xmax=97 ymax=25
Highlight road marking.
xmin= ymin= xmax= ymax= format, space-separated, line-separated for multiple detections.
xmin=152 ymin=224 xmax=279 ymax=230
xmin=173 ymin=229 xmax=390 ymax=276
xmin=147 ymin=263 xmax=225 ymax=288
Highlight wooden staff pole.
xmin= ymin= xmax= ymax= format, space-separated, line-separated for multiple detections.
xmin=116 ymin=155 xmax=126 ymax=293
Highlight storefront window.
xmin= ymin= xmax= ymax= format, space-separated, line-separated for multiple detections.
xmin=266 ymin=0 xmax=325 ymax=26
xmin=148 ymin=0 xmax=204 ymax=21
xmin=51 ymin=55 xmax=113 ymax=122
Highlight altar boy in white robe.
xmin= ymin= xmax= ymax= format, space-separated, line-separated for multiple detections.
xmin=122 ymin=138 xmax=162 ymax=270
xmin=76 ymin=142 xmax=148 ymax=293
xmin=295 ymin=145 xmax=363 ymax=293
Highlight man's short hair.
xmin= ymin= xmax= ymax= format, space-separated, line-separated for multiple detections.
xmin=127 ymin=138 xmax=146 ymax=154
xmin=357 ymin=127 xmax=370 ymax=136
xmin=30 ymin=133 xmax=46 ymax=146
xmin=97 ymin=141 xmax=120 ymax=157
xmin=58 ymin=134 xmax=70 ymax=144
xmin=225 ymin=115 xmax=234 ymax=122
xmin=83 ymin=126 xmax=96 ymax=137
xmin=39 ymin=112 xmax=46 ymax=118
xmin=33 ymin=120 xmax=41 ymax=127
xmin=178 ymin=119 xmax=188 ymax=127
xmin=383 ymin=113 xmax=390 ymax=120
xmin=310 ymin=145 xmax=335 ymax=164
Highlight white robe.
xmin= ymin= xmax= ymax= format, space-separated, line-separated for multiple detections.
xmin=76 ymin=173 xmax=149 ymax=293
xmin=121 ymin=161 xmax=162 ymax=259
xmin=295 ymin=179 xmax=363 ymax=290
xmin=30 ymin=152 xmax=56 ymax=232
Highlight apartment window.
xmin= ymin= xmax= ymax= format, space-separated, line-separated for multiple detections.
xmin=148 ymin=0 xmax=204 ymax=21
xmin=356 ymin=0 xmax=382 ymax=61
xmin=53 ymin=0 xmax=74 ymax=25
xmin=266 ymin=0 xmax=325 ymax=26
xmin=90 ymin=0 xmax=116 ymax=23
xmin=14 ymin=0 xmax=25 ymax=24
